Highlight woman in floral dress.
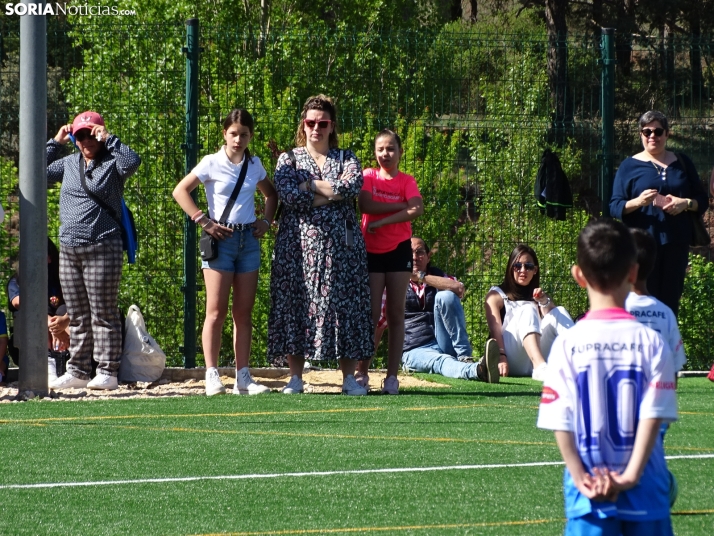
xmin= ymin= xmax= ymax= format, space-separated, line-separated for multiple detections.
xmin=268 ymin=95 xmax=373 ymax=395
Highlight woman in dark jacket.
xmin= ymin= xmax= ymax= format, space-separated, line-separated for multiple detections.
xmin=609 ymin=110 xmax=708 ymax=316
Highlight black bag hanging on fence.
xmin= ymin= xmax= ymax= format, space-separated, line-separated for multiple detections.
xmin=675 ymin=152 xmax=711 ymax=248
xmin=199 ymin=150 xmax=251 ymax=261
xmin=534 ymin=148 xmax=573 ymax=221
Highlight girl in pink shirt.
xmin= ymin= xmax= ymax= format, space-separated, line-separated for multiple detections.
xmin=357 ymin=129 xmax=423 ymax=394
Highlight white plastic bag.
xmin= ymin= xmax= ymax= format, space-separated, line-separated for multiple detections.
xmin=118 ymin=304 xmax=166 ymax=382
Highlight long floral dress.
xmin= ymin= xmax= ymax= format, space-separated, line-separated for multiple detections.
xmin=268 ymin=147 xmax=373 ymax=365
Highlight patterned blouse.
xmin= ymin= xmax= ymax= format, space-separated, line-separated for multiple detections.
xmin=46 ymin=136 xmax=141 ymax=247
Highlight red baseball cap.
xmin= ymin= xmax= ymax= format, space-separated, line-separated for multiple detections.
xmin=71 ymin=111 xmax=104 ymax=134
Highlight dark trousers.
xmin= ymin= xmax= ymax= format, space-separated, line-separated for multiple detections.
xmin=647 ymin=241 xmax=690 ymax=317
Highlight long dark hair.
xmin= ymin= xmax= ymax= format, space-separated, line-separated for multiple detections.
xmin=47 ymin=238 xmax=63 ymax=306
xmin=222 ymin=108 xmax=254 ymax=162
xmin=10 ymin=238 xmax=63 ymax=307
xmin=500 ymin=244 xmax=540 ymax=301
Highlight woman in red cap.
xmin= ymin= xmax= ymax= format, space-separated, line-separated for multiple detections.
xmin=46 ymin=111 xmax=141 ymax=390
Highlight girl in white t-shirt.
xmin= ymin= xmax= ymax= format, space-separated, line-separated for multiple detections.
xmin=357 ymin=129 xmax=423 ymax=394
xmin=173 ymin=109 xmax=277 ymax=396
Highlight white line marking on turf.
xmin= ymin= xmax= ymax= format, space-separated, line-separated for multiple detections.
xmin=2 ymin=454 xmax=712 ymax=490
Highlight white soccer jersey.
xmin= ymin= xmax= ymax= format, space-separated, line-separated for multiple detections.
xmin=537 ymin=308 xmax=678 ymax=521
xmin=626 ymin=292 xmax=686 ymax=372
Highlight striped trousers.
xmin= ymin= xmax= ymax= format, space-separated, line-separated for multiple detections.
xmin=60 ymin=237 xmax=123 ymax=379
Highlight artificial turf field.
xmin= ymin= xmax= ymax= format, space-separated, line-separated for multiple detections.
xmin=0 ymin=376 xmax=712 ymax=535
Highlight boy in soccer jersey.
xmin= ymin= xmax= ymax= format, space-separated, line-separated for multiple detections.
xmin=625 ymin=228 xmax=686 ymax=375
xmin=537 ymin=218 xmax=678 ymax=536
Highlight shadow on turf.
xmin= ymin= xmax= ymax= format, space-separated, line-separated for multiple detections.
xmin=394 ymin=389 xmax=540 ymax=398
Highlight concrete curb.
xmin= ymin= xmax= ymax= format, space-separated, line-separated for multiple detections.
xmin=5 ymin=367 xmax=711 ymax=383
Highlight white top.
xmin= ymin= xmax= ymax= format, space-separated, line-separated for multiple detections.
xmin=538 ymin=308 xmax=677 ymax=458
xmin=489 ymin=286 xmax=540 ymax=334
xmin=625 ymin=292 xmax=686 ymax=372
xmin=537 ymin=308 xmax=678 ymax=522
xmin=192 ymin=147 xmax=267 ymax=224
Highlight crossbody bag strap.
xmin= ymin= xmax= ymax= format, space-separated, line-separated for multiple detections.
xmin=78 ymin=155 xmax=122 ymax=226
xmin=213 ymin=149 xmax=250 ymax=223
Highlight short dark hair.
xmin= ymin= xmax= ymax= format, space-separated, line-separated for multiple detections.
xmin=630 ymin=228 xmax=656 ymax=282
xmin=411 ymin=236 xmax=431 ymax=269
xmin=638 ymin=110 xmax=669 ymax=132
xmin=577 ymin=218 xmax=636 ymax=291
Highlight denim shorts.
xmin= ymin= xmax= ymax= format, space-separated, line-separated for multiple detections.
xmin=201 ymin=228 xmax=261 ymax=274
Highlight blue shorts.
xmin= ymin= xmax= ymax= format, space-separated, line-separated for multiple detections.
xmin=565 ymin=514 xmax=673 ymax=536
xmin=201 ymin=228 xmax=260 ymax=274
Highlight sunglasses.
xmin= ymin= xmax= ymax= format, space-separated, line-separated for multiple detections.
xmin=74 ymin=130 xmax=92 ymax=142
xmin=641 ymin=128 xmax=665 ymax=138
xmin=513 ymin=262 xmax=536 ymax=272
xmin=304 ymin=119 xmax=332 ymax=129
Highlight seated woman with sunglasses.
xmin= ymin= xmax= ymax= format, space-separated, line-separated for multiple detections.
xmin=484 ymin=244 xmax=574 ymax=381
xmin=610 ymin=110 xmax=708 ymax=317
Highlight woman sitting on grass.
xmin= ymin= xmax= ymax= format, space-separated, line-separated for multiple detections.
xmin=484 ymin=244 xmax=573 ymax=381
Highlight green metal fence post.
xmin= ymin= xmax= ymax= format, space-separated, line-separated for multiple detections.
xmin=600 ymin=28 xmax=616 ymax=217
xmin=181 ymin=18 xmax=200 ymax=368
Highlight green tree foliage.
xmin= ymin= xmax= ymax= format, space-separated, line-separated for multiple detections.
xmin=0 ymin=1 xmax=712 ymax=369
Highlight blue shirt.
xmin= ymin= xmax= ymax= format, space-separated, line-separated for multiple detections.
xmin=609 ymin=154 xmax=708 ymax=245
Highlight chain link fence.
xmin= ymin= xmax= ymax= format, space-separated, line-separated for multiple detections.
xmin=0 ymin=21 xmax=712 ymax=369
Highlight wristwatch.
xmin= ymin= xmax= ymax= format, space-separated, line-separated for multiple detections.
xmin=417 ymin=271 xmax=426 ymax=284
xmin=687 ymin=199 xmax=693 ymax=211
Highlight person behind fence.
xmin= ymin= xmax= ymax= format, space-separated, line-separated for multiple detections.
xmin=173 ymin=108 xmax=277 ymax=396
xmin=484 ymin=244 xmax=574 ymax=382
xmin=7 ymin=238 xmax=71 ymax=383
xmin=268 ymin=94 xmax=373 ymax=396
xmin=356 ymin=129 xmax=423 ymax=394
xmin=0 ymin=311 xmax=7 ymax=384
xmin=537 ymin=217 xmax=678 ymax=536
xmin=609 ymin=110 xmax=708 ymax=317
xmin=374 ymin=236 xmax=500 ymax=384
xmin=47 ymin=111 xmax=141 ymax=391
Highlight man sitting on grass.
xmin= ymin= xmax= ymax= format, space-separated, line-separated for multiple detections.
xmin=538 ymin=218 xmax=678 ymax=535
xmin=356 ymin=236 xmax=499 ymax=387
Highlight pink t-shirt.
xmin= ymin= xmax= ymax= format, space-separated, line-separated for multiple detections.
xmin=360 ymin=168 xmax=421 ymax=254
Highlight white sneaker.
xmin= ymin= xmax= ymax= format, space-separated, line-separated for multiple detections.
xmin=205 ymin=368 xmax=226 ymax=396
xmin=281 ymin=375 xmax=304 ymax=394
xmin=354 ymin=371 xmax=370 ymax=390
xmin=87 ymin=373 xmax=119 ymax=390
xmin=50 ymin=373 xmax=89 ymax=390
xmin=342 ymin=374 xmax=367 ymax=396
xmin=47 ymin=356 xmax=58 ymax=385
xmin=233 ymin=367 xmax=271 ymax=395
xmin=532 ymin=363 xmax=548 ymax=382
xmin=381 ymin=375 xmax=399 ymax=395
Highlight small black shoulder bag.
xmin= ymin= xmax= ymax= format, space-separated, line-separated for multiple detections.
xmin=199 ymin=152 xmax=250 ymax=261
